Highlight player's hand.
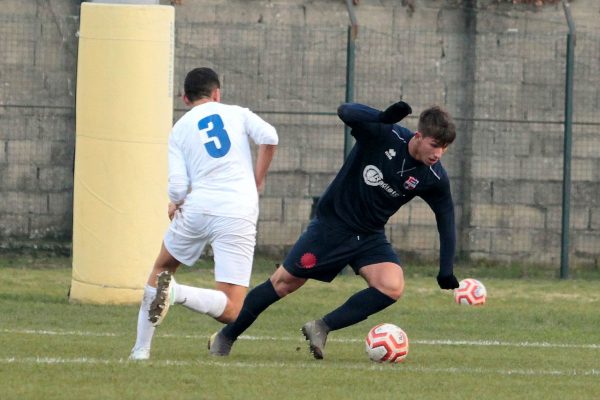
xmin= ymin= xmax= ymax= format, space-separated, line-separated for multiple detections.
xmin=379 ymin=101 xmax=412 ymax=124
xmin=437 ymin=273 xmax=459 ymax=290
xmin=168 ymin=202 xmax=181 ymax=221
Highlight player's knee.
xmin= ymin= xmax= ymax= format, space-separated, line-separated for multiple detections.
xmin=270 ymin=266 xmax=305 ymax=297
xmin=271 ymin=280 xmax=298 ymax=297
xmin=368 ymin=273 xmax=404 ymax=300
xmin=385 ymin=285 xmax=404 ymax=301
xmin=374 ymin=280 xmax=404 ymax=300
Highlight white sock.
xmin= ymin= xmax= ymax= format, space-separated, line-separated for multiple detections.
xmin=132 ymin=285 xmax=156 ymax=351
xmin=173 ymin=283 xmax=227 ymax=318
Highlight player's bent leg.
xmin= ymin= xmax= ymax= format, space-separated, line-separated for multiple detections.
xmin=303 ymin=263 xmax=402 ymax=360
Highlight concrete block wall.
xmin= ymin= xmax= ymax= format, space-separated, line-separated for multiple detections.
xmin=454 ymin=1 xmax=599 ymax=268
xmin=0 ymin=0 xmax=77 ymax=252
xmin=1 ymin=0 xmax=599 ymax=269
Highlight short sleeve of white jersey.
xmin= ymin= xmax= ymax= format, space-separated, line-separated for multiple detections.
xmin=241 ymin=107 xmax=279 ymax=146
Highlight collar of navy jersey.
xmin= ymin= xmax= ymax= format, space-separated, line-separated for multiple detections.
xmin=397 ymin=158 xmax=442 ymax=181
xmin=390 ymin=129 xmax=420 ymax=176
xmin=396 ymin=158 xmax=417 ymax=177
xmin=392 ymin=128 xmax=404 ymax=141
xmin=385 ymin=138 xmax=443 ymax=181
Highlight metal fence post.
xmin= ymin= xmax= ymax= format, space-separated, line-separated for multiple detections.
xmin=560 ymin=0 xmax=576 ymax=279
xmin=343 ymin=0 xmax=358 ymax=160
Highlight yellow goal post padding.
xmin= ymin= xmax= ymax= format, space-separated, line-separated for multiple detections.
xmin=71 ymin=3 xmax=174 ymax=304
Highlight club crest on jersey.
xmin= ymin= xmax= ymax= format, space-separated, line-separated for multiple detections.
xmin=403 ymin=176 xmax=419 ymax=190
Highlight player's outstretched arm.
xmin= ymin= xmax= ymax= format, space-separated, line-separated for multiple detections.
xmin=338 ymin=101 xmax=412 ymax=127
xmin=337 ymin=103 xmax=381 ymax=127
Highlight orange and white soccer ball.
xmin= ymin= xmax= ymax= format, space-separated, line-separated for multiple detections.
xmin=454 ymin=278 xmax=487 ymax=305
xmin=365 ymin=323 xmax=409 ymax=363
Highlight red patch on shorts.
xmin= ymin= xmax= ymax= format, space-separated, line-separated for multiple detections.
xmin=300 ymin=252 xmax=317 ymax=269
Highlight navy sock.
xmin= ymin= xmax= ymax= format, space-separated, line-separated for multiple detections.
xmin=221 ymin=279 xmax=280 ymax=340
xmin=322 ymin=287 xmax=396 ymax=331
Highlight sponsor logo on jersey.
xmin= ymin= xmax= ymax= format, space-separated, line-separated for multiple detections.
xmin=385 ymin=148 xmax=396 ymax=160
xmin=403 ymin=176 xmax=419 ymax=190
xmin=363 ymin=165 xmax=400 ymax=198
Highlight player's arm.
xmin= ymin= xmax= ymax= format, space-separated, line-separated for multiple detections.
xmin=167 ymin=133 xmax=189 ymax=207
xmin=337 ymin=101 xmax=412 ymax=128
xmin=255 ymin=144 xmax=276 ymax=193
xmin=243 ymin=108 xmax=279 ymax=192
xmin=422 ymin=182 xmax=459 ymax=290
xmin=337 ymin=103 xmax=382 ymax=127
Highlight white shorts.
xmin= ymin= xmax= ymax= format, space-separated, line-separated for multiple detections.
xmin=163 ymin=212 xmax=257 ymax=287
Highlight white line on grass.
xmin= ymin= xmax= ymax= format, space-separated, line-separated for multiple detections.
xmin=1 ymin=328 xmax=118 ymax=337
xmin=0 ymin=356 xmax=598 ymax=377
xmin=3 ymin=328 xmax=599 ymax=350
xmin=241 ymin=336 xmax=600 ymax=350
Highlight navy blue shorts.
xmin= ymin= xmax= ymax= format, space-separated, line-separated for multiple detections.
xmin=282 ymin=219 xmax=401 ymax=282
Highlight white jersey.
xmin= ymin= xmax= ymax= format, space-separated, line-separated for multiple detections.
xmin=167 ymin=101 xmax=278 ymax=222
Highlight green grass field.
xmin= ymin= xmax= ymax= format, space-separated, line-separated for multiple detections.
xmin=1 ymin=256 xmax=599 ymax=400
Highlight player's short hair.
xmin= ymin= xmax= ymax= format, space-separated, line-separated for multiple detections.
xmin=417 ymin=106 xmax=456 ymax=147
xmin=184 ymin=67 xmax=221 ymax=102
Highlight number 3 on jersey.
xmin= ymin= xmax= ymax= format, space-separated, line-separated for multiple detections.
xmin=198 ymin=114 xmax=231 ymax=158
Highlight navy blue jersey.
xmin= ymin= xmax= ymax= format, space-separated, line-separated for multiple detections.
xmin=316 ymin=103 xmax=456 ymax=276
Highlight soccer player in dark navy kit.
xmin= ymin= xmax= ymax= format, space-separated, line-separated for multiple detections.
xmin=209 ymin=100 xmax=460 ymax=359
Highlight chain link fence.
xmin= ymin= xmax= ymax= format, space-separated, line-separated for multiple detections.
xmin=0 ymin=12 xmax=78 ymax=253
xmin=1 ymin=10 xmax=599 ymax=271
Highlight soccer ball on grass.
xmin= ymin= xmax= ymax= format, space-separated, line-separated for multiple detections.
xmin=365 ymin=323 xmax=409 ymax=363
xmin=454 ymin=278 xmax=487 ymax=305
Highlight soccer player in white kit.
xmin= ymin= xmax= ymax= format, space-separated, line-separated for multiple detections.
xmin=129 ymin=67 xmax=278 ymax=360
